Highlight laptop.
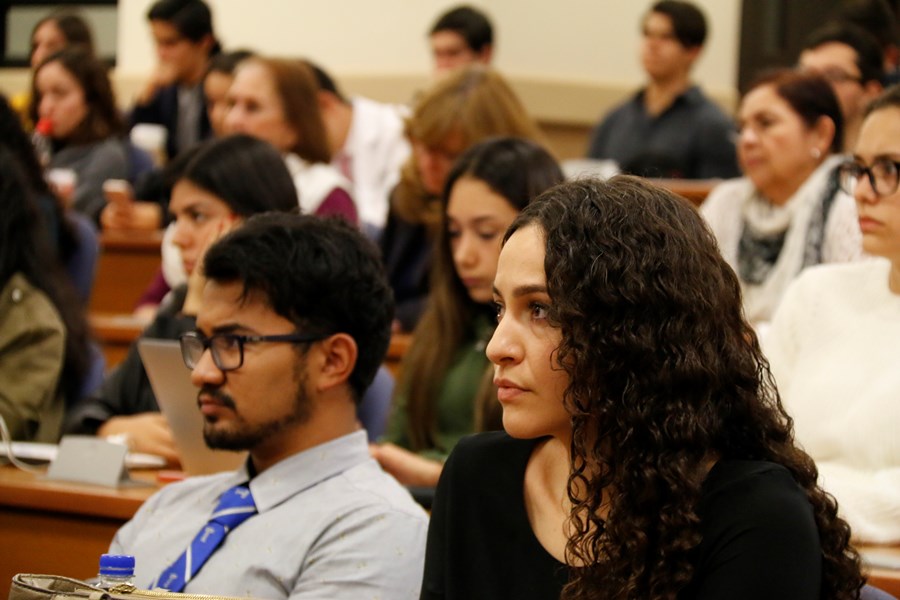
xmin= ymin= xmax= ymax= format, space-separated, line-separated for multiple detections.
xmin=137 ymin=339 xmax=247 ymax=475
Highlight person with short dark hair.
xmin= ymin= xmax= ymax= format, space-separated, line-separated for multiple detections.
xmin=421 ymin=176 xmax=864 ymax=599
xmin=305 ymin=59 xmax=409 ymax=239
xmin=586 ymin=0 xmax=739 ymax=180
xmin=429 ymin=5 xmax=494 ymax=76
xmin=130 ymin=0 xmax=220 ymax=160
xmin=838 ymin=0 xmax=900 ymax=85
xmin=32 ymin=46 xmax=129 ymax=222
xmin=799 ymin=21 xmax=884 ymax=151
xmin=109 ymin=213 xmax=428 ymax=598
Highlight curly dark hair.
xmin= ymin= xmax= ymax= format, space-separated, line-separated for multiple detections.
xmin=506 ymin=176 xmax=863 ymax=600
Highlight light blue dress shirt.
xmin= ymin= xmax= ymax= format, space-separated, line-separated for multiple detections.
xmin=110 ymin=430 xmax=428 ymax=599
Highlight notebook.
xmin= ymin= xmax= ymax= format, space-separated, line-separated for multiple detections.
xmin=137 ymin=338 xmax=247 ymax=475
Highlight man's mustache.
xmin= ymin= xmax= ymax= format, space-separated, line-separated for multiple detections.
xmin=197 ymin=385 xmax=236 ymax=410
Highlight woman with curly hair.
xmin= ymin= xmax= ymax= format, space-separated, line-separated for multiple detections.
xmin=421 ymin=176 xmax=864 ymax=599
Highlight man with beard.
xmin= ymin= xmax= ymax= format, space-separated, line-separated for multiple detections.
xmin=108 ymin=214 xmax=428 ymax=599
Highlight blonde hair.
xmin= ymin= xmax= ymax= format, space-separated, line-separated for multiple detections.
xmin=392 ymin=65 xmax=544 ymax=226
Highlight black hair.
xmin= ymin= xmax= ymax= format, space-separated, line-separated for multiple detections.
xmin=429 ymin=5 xmax=494 ymax=53
xmin=0 ymin=93 xmax=79 ymax=261
xmin=303 ymin=59 xmax=347 ymax=104
xmin=203 ymin=213 xmax=394 ymax=401
xmin=803 ymin=21 xmax=885 ymax=84
xmin=838 ymin=0 xmax=898 ymax=53
xmin=147 ymin=0 xmax=220 ymax=52
xmin=178 ymin=134 xmax=298 ymax=216
xmin=206 ymin=48 xmax=254 ymax=78
xmin=648 ymin=0 xmax=707 ymax=48
xmin=0 ymin=146 xmax=89 ymax=416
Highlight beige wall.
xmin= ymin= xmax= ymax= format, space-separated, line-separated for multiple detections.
xmin=115 ymin=0 xmax=741 ymax=121
xmin=0 ymin=1 xmax=741 ymax=156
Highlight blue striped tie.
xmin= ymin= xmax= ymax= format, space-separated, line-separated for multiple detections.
xmin=153 ymin=484 xmax=257 ymax=592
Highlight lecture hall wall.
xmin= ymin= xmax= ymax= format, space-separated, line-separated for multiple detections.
xmin=0 ymin=1 xmax=742 ymax=155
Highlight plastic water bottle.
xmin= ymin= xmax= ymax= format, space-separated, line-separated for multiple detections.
xmin=97 ymin=554 xmax=136 ymax=590
xmin=32 ymin=117 xmax=53 ymax=168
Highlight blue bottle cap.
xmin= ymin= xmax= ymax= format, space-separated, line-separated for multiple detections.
xmin=99 ymin=554 xmax=135 ymax=576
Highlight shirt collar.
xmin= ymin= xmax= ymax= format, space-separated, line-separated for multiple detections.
xmin=243 ymin=430 xmax=372 ymax=513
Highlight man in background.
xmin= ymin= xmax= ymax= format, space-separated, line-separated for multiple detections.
xmin=307 ymin=61 xmax=410 ymax=240
xmin=429 ymin=5 xmax=494 ymax=76
xmin=130 ymin=0 xmax=218 ymax=160
xmin=799 ymin=22 xmax=884 ymax=152
xmin=587 ymin=0 xmax=739 ymax=180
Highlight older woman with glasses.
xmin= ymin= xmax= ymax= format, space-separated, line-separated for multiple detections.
xmin=764 ymin=84 xmax=900 ymax=544
xmin=701 ymin=69 xmax=863 ymax=327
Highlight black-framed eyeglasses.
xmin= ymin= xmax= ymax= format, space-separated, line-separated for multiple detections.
xmin=837 ymin=159 xmax=900 ymax=197
xmin=179 ymin=331 xmax=327 ymax=372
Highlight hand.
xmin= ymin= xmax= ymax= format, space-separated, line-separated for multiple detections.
xmin=135 ymin=63 xmax=179 ymax=105
xmin=97 ymin=413 xmax=181 ymax=467
xmin=371 ymin=442 xmax=443 ymax=487
xmin=132 ymin=303 xmax=159 ymax=324
xmin=101 ymin=202 xmax=162 ymax=231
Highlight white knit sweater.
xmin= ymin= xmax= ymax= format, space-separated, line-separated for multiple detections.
xmin=764 ymin=259 xmax=900 ymax=543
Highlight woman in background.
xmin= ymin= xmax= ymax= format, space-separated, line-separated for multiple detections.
xmin=64 ymin=135 xmax=299 ymax=463
xmin=373 ymin=137 xmax=564 ymax=487
xmin=225 ymin=56 xmax=356 ymax=222
xmin=32 ymin=46 xmax=128 ymax=222
xmin=701 ymin=69 xmax=862 ymax=327
xmin=0 ymin=146 xmax=89 ymax=441
xmin=11 ymin=10 xmax=95 ymax=130
xmin=422 ymin=176 xmax=863 ymax=599
xmin=765 ymin=85 xmax=900 ymax=544
xmin=380 ymin=66 xmax=545 ymax=331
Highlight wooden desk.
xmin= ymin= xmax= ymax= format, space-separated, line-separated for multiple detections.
xmin=652 ymin=178 xmax=719 ymax=208
xmin=385 ymin=333 xmax=411 ymax=378
xmin=0 ymin=465 xmax=158 ymax=584
xmin=861 ymin=545 xmax=900 ymax=596
xmin=90 ymin=230 xmax=163 ymax=314
xmin=89 ymin=313 xmax=148 ymax=370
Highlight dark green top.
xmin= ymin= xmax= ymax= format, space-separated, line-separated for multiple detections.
xmin=383 ymin=312 xmax=494 ymax=461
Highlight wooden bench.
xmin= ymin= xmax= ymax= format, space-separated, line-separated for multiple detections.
xmin=89 ymin=230 xmax=163 ymax=314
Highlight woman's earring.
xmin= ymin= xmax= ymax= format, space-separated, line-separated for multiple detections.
xmin=810 ymin=147 xmax=822 ymax=160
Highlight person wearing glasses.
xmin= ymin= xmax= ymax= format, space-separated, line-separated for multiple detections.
xmin=701 ymin=69 xmax=863 ymax=328
xmin=764 ymin=85 xmax=900 ymax=544
xmin=109 ymin=213 xmax=427 ymax=598
xmin=64 ymin=135 xmax=299 ymax=463
xmin=798 ymin=21 xmax=884 ymax=153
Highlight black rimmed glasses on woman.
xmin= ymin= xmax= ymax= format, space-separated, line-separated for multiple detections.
xmin=179 ymin=331 xmax=327 ymax=372
xmin=838 ymin=158 xmax=900 ymax=197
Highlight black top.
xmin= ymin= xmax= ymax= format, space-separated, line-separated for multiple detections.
xmin=421 ymin=432 xmax=822 ymax=600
